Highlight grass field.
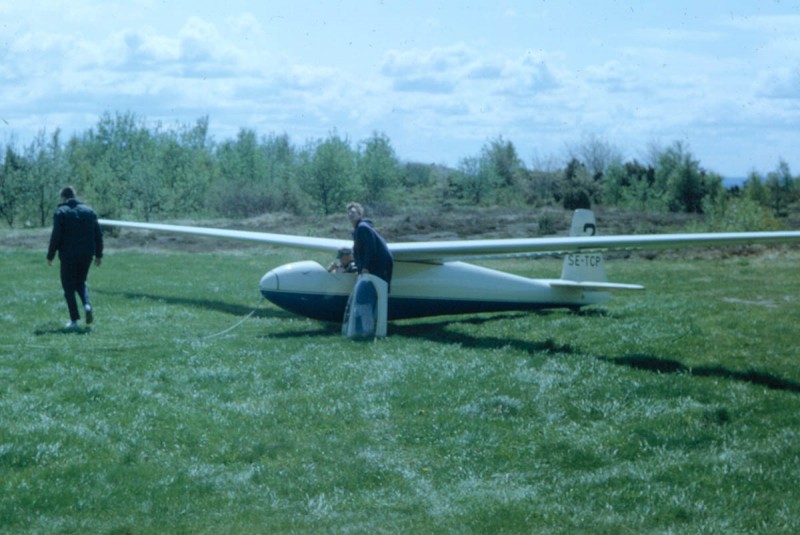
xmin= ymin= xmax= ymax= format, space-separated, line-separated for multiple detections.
xmin=1 ymin=243 xmax=799 ymax=534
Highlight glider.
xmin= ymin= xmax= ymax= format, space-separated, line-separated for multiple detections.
xmin=99 ymin=210 xmax=800 ymax=327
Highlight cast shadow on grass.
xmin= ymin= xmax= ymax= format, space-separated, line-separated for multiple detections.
xmin=33 ymin=323 xmax=93 ymax=336
xmin=262 ymin=324 xmax=342 ymax=339
xmin=392 ymin=313 xmax=576 ymax=355
xmin=394 ymin=313 xmax=800 ymax=394
xmin=96 ymin=289 xmax=295 ymax=320
xmin=604 ymin=354 xmax=800 ymax=393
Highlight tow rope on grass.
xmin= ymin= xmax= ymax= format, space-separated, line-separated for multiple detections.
xmin=203 ymin=297 xmax=266 ymax=339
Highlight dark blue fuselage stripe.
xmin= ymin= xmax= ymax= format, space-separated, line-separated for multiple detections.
xmin=263 ymin=290 xmax=571 ymax=322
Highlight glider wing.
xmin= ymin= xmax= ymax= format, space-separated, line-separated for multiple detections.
xmin=388 ymin=231 xmax=800 ymax=262
xmin=99 ymin=219 xmax=350 ymax=253
xmin=100 ymin=219 xmax=800 ymax=263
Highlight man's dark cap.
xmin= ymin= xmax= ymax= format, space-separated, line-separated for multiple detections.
xmin=60 ymin=186 xmax=76 ymax=199
xmin=337 ymin=247 xmax=353 ymax=258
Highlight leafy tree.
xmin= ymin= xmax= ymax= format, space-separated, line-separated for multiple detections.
xmin=262 ymin=132 xmax=305 ymax=214
xmin=627 ymin=160 xmax=661 ymax=210
xmin=481 ymin=136 xmax=526 ymax=204
xmin=71 ymin=111 xmax=151 ymax=218
xmin=559 ymin=158 xmax=595 ymax=210
xmin=357 ymin=132 xmax=399 ymax=207
xmin=160 ymin=116 xmax=216 ymax=216
xmin=0 ymin=143 xmax=27 ymax=226
xmin=454 ymin=156 xmax=492 ymax=205
xmin=212 ymin=128 xmax=270 ymax=217
xmin=216 ymin=128 xmax=261 ymax=184
xmin=63 ymin=131 xmax=90 ymax=205
xmin=704 ymin=171 xmax=725 ymax=208
xmin=24 ymin=130 xmax=71 ymax=226
xmin=742 ymin=170 xmax=768 ymax=207
xmin=765 ymin=159 xmax=796 ymax=217
xmin=566 ymin=133 xmax=622 ymax=180
xmin=654 ymin=141 xmax=705 ymax=212
xmin=211 ymin=129 xmax=306 ymax=217
xmin=127 ymin=123 xmax=167 ymax=221
xmin=484 ymin=136 xmax=524 ymax=187
xmin=301 ymin=132 xmax=358 ymax=215
xmin=8 ymin=109 xmax=795 ymax=224
xmin=523 ymin=156 xmax=561 ymax=207
xmin=702 ymin=194 xmax=782 ymax=232
xmin=523 ymin=169 xmax=559 ymax=206
xmin=401 ymin=162 xmax=434 ymax=188
xmin=601 ymin=159 xmax=628 ymax=205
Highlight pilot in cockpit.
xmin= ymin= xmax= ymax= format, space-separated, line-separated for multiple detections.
xmin=327 ymin=247 xmax=357 ymax=273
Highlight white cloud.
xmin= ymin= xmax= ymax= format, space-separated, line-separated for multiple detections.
xmin=725 ymin=14 xmax=800 ymax=33
xmin=2 ymin=1 xmax=800 ymax=176
xmin=757 ymin=65 xmax=800 ymax=100
xmin=226 ymin=12 xmax=266 ymax=40
xmin=381 ymin=44 xmax=473 ymax=78
xmin=119 ymin=30 xmax=181 ymax=69
xmin=505 ymin=57 xmax=561 ymax=95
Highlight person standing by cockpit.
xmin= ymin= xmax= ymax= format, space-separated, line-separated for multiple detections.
xmin=346 ymin=202 xmax=393 ymax=288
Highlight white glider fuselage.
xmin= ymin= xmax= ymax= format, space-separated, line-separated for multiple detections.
xmin=97 ymin=209 xmax=800 ymax=326
xmin=260 ymin=259 xmax=608 ymax=322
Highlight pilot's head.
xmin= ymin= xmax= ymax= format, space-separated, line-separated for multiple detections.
xmin=337 ymin=247 xmax=353 ymax=263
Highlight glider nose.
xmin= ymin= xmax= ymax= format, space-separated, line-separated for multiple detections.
xmin=260 ymin=269 xmax=279 ymax=292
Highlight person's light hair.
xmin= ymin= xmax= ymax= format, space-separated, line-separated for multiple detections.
xmin=346 ymin=202 xmax=363 ymax=217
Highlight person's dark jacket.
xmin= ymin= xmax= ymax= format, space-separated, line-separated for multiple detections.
xmin=47 ymin=198 xmax=104 ymax=262
xmin=352 ymin=218 xmax=393 ymax=286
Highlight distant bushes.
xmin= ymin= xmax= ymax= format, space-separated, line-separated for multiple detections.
xmin=1 ymin=112 xmax=797 ymax=229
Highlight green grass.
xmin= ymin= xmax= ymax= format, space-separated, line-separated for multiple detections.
xmin=1 ymin=245 xmax=799 ymax=534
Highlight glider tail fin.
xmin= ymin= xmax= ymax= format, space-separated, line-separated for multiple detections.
xmin=560 ymin=209 xmax=607 ymax=283
xmin=554 ymin=209 xmax=644 ymax=292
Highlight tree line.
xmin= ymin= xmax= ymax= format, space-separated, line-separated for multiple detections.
xmin=1 ymin=111 xmax=797 ymax=231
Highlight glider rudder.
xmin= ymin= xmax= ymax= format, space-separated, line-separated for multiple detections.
xmin=555 ymin=210 xmax=644 ymax=292
xmin=561 ymin=209 xmax=607 ymax=283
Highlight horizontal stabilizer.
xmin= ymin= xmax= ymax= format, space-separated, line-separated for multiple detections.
xmin=550 ymin=280 xmax=644 ymax=291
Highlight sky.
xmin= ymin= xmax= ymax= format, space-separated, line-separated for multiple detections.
xmin=2 ymin=0 xmax=800 ymax=178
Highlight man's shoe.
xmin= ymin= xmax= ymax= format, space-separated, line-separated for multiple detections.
xmin=85 ymin=305 xmax=93 ymax=325
xmin=65 ymin=320 xmax=79 ymax=330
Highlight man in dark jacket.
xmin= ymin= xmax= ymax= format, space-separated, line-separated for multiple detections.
xmin=47 ymin=186 xmax=103 ymax=329
xmin=347 ymin=202 xmax=393 ymax=286
xmin=345 ymin=202 xmax=393 ymax=337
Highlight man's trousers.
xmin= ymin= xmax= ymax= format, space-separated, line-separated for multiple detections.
xmin=60 ymin=257 xmax=93 ymax=321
